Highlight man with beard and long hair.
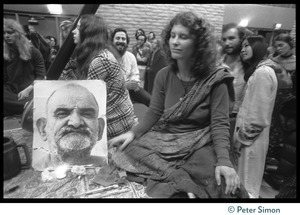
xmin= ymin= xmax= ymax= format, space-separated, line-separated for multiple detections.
xmin=111 ymin=28 xmax=151 ymax=107
xmin=221 ymin=23 xmax=251 ymax=117
xmin=35 ymin=83 xmax=105 ymax=170
xmin=221 ymin=23 xmax=253 ymax=163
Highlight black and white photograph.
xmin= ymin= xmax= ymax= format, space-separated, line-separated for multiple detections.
xmin=3 ymin=4 xmax=297 ymax=210
xmin=32 ymin=80 xmax=107 ymax=171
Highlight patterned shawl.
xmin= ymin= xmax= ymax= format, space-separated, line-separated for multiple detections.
xmin=152 ymin=65 xmax=234 ymax=131
xmin=112 ymin=66 xmax=234 ymax=180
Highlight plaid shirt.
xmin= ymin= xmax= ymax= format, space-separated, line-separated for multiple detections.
xmin=60 ymin=49 xmax=136 ymax=139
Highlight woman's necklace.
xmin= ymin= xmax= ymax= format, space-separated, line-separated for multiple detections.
xmin=178 ymin=72 xmax=196 ymax=100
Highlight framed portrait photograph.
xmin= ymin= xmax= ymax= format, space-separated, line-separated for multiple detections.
xmin=32 ymin=80 xmax=107 ymax=171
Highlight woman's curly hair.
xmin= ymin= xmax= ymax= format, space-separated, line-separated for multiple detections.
xmin=161 ymin=11 xmax=218 ymax=79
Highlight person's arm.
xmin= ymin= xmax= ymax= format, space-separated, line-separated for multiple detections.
xmin=18 ymin=47 xmax=46 ymax=100
xmin=125 ymin=53 xmax=140 ymax=91
xmin=211 ymin=81 xmax=240 ymax=195
xmin=129 ymin=53 xmax=140 ymax=82
xmin=210 ymin=82 xmax=232 ymax=167
xmin=108 ymin=67 xmax=167 ymax=150
xmin=131 ymin=68 xmax=167 ymax=138
xmin=235 ymin=66 xmax=277 ymax=146
xmin=31 ymin=47 xmax=46 ymax=80
xmin=87 ymin=55 xmax=108 ymax=80
xmin=59 ymin=59 xmax=78 ymax=80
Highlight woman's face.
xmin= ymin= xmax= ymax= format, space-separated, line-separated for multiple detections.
xmin=72 ymin=20 xmax=81 ymax=44
xmin=49 ymin=37 xmax=56 ymax=47
xmin=169 ymin=24 xmax=195 ymax=61
xmin=137 ymin=35 xmax=146 ymax=47
xmin=274 ymin=41 xmax=292 ymax=57
xmin=149 ymin=32 xmax=154 ymax=40
xmin=3 ymin=27 xmax=17 ymax=45
xmin=240 ymin=39 xmax=253 ymax=62
xmin=152 ymin=39 xmax=158 ymax=50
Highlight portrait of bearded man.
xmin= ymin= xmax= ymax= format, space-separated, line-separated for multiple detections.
xmin=32 ymin=81 xmax=107 ymax=171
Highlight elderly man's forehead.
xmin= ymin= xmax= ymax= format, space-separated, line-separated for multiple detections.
xmin=47 ymin=84 xmax=99 ymax=109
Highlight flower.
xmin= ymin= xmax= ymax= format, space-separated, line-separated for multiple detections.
xmin=71 ymin=165 xmax=86 ymax=176
xmin=41 ymin=167 xmax=56 ymax=182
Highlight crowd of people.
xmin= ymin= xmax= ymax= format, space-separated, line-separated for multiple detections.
xmin=3 ymin=9 xmax=296 ymax=199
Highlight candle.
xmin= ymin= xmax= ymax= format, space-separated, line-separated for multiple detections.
xmin=54 ymin=164 xmax=69 ymax=179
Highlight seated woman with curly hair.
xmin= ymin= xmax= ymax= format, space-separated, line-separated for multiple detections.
xmin=109 ymin=11 xmax=249 ymax=198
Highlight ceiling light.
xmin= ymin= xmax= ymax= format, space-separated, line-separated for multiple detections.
xmin=274 ymin=23 xmax=282 ymax=30
xmin=47 ymin=4 xmax=62 ymax=14
xmin=238 ymin=19 xmax=249 ymax=27
xmin=28 ymin=17 xmax=38 ymax=25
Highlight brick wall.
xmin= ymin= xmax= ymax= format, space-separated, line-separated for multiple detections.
xmin=290 ymin=20 xmax=296 ymax=41
xmin=96 ymin=4 xmax=225 ymax=51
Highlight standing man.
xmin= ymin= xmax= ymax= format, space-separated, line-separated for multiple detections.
xmin=221 ymin=23 xmax=253 ymax=164
xmin=221 ymin=23 xmax=250 ymax=116
xmin=132 ymin=31 xmax=152 ymax=88
xmin=221 ymin=23 xmax=253 ymax=145
xmin=112 ymin=28 xmax=151 ymax=107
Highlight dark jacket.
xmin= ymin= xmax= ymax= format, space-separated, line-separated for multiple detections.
xmin=144 ymin=48 xmax=167 ymax=94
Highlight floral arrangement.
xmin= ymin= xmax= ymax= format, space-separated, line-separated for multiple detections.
xmin=41 ymin=164 xmax=93 ymax=181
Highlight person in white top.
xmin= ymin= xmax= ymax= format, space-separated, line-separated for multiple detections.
xmin=233 ymin=35 xmax=278 ymax=198
xmin=111 ymin=28 xmax=151 ymax=107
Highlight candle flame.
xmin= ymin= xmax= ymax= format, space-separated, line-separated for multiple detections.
xmin=54 ymin=164 xmax=69 ymax=178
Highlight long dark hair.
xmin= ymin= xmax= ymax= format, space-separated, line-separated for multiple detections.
xmin=74 ymin=14 xmax=109 ymax=79
xmin=161 ymin=11 xmax=217 ymax=79
xmin=242 ymin=35 xmax=268 ymax=82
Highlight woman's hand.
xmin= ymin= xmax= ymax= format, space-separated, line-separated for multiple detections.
xmin=108 ymin=131 xmax=135 ymax=151
xmin=215 ymin=165 xmax=240 ymax=195
xmin=18 ymin=85 xmax=33 ymax=101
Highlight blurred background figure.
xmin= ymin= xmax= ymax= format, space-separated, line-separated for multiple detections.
xmin=271 ymin=33 xmax=296 ymax=96
xmin=144 ymin=38 xmax=167 ymax=94
xmin=264 ymin=33 xmax=296 ymax=194
xmin=45 ymin=35 xmax=59 ymax=62
xmin=4 ymin=18 xmax=46 ymax=117
xmin=132 ymin=33 xmax=152 ymax=88
xmin=59 ymin=19 xmax=74 ymax=47
xmin=23 ymin=24 xmax=52 ymax=70
xmin=147 ymin=31 xmax=156 ymax=46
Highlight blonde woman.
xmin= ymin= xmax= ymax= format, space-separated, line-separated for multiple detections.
xmin=4 ymin=18 xmax=45 ymax=116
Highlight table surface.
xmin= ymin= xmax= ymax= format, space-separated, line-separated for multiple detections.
xmin=3 ymin=128 xmax=149 ymax=199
